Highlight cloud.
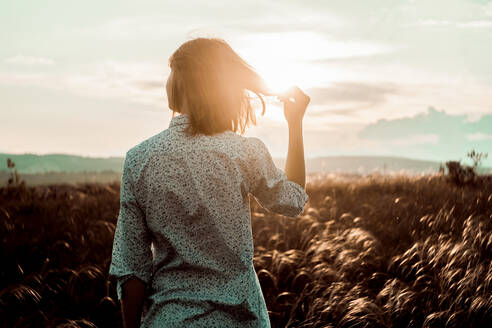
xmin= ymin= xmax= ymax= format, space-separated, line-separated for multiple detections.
xmin=359 ymin=107 xmax=491 ymax=138
xmin=0 ymin=72 xmax=50 ymax=86
xmin=4 ymin=54 xmax=55 ymax=66
xmin=67 ymin=15 xmax=181 ymax=41
xmin=133 ymin=80 xmax=164 ymax=90
xmin=234 ymin=31 xmax=397 ymax=64
xmin=63 ymin=2 xmax=318 ymax=42
xmin=224 ymin=20 xmax=340 ymax=34
xmin=307 ymin=82 xmax=400 ymax=106
xmin=486 ymin=2 xmax=492 ymax=17
xmin=390 ymin=134 xmax=440 ymax=146
xmin=359 ymin=107 xmax=492 ymax=163
xmin=411 ymin=20 xmax=454 ymax=27
xmin=304 ymin=81 xmax=401 ymax=119
xmin=459 ymin=20 xmax=492 ymax=28
xmin=467 ymin=132 xmax=492 ymax=141
xmin=409 ymin=19 xmax=492 ymax=28
xmin=307 ymin=105 xmax=370 ymax=118
xmin=0 ymin=60 xmax=169 ymax=110
xmin=63 ymin=61 xmax=168 ymax=108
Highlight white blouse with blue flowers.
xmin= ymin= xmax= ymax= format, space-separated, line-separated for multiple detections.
xmin=109 ymin=113 xmax=309 ymax=328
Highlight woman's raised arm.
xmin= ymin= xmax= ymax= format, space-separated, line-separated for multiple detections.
xmin=280 ymin=86 xmax=310 ymax=189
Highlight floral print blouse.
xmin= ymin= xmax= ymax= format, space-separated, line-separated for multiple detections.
xmin=109 ymin=113 xmax=309 ymax=327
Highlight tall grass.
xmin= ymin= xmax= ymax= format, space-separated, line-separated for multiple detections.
xmin=1 ymin=174 xmax=491 ymax=327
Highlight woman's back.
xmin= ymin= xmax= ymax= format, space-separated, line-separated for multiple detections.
xmin=109 ymin=113 xmax=308 ymax=327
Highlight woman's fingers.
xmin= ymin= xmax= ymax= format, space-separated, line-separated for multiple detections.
xmin=276 ymin=86 xmax=309 ymax=104
xmin=291 ymin=86 xmax=310 ymax=104
xmin=277 ymin=95 xmax=290 ymax=102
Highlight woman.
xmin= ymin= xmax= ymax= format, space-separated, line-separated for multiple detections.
xmin=109 ymin=37 xmax=310 ymax=328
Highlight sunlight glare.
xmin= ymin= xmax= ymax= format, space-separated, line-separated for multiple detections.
xmin=233 ymin=31 xmax=358 ymax=93
xmin=233 ymin=33 xmax=319 ymax=96
xmin=233 ymin=31 xmax=361 ymax=122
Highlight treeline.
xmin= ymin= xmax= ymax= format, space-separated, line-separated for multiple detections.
xmin=0 ymin=171 xmax=122 ymax=187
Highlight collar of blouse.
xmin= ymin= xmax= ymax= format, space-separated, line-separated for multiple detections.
xmin=169 ymin=113 xmax=190 ymax=129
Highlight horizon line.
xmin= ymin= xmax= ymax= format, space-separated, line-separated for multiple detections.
xmin=0 ymin=151 xmax=479 ymax=165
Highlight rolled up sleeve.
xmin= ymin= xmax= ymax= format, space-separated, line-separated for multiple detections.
xmin=109 ymin=152 xmax=153 ymax=300
xmin=246 ymin=137 xmax=309 ymax=217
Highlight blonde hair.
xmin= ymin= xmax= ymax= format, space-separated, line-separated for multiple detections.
xmin=167 ymin=37 xmax=268 ymax=136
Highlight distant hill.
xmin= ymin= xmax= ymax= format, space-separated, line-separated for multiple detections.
xmin=0 ymin=153 xmax=125 ymax=174
xmin=276 ymin=156 xmax=447 ymax=175
xmin=1 ymin=152 xmax=490 ymax=185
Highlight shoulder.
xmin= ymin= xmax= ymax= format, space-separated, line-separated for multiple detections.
xmin=126 ymin=130 xmax=168 ymax=161
xmin=244 ymin=136 xmax=266 ymax=149
xmin=243 ymin=136 xmax=269 ymax=156
xmin=212 ymin=131 xmax=263 ymax=154
xmin=235 ymin=136 xmax=271 ymax=165
xmin=123 ymin=141 xmax=150 ymax=173
xmin=126 ymin=143 xmax=146 ymax=163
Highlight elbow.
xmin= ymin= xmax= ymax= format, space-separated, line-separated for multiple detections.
xmin=121 ymin=277 xmax=147 ymax=299
xmin=274 ymin=190 xmax=309 ymax=217
xmin=288 ymin=203 xmax=307 ymax=217
xmin=270 ymin=201 xmax=306 ymax=217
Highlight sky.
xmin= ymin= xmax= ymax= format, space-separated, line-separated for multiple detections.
xmin=1 ymin=0 xmax=491 ymax=166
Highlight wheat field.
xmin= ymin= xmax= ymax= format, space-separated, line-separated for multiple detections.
xmin=1 ymin=174 xmax=491 ymax=327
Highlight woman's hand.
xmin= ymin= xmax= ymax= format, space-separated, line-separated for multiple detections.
xmin=278 ymin=86 xmax=310 ymax=125
xmin=121 ymin=277 xmax=146 ymax=328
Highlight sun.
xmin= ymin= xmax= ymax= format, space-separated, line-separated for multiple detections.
xmin=232 ymin=32 xmax=332 ymax=122
xmin=234 ymin=32 xmax=333 ymax=89
xmin=254 ymin=61 xmax=296 ymax=96
xmin=249 ymin=59 xmax=307 ymax=123
xmin=232 ymin=31 xmax=354 ymax=122
xmin=246 ymin=56 xmax=309 ymax=122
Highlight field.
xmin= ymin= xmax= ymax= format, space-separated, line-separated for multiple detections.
xmin=1 ymin=174 xmax=491 ymax=327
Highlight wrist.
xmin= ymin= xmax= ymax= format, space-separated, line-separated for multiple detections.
xmin=288 ymin=120 xmax=303 ymax=130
